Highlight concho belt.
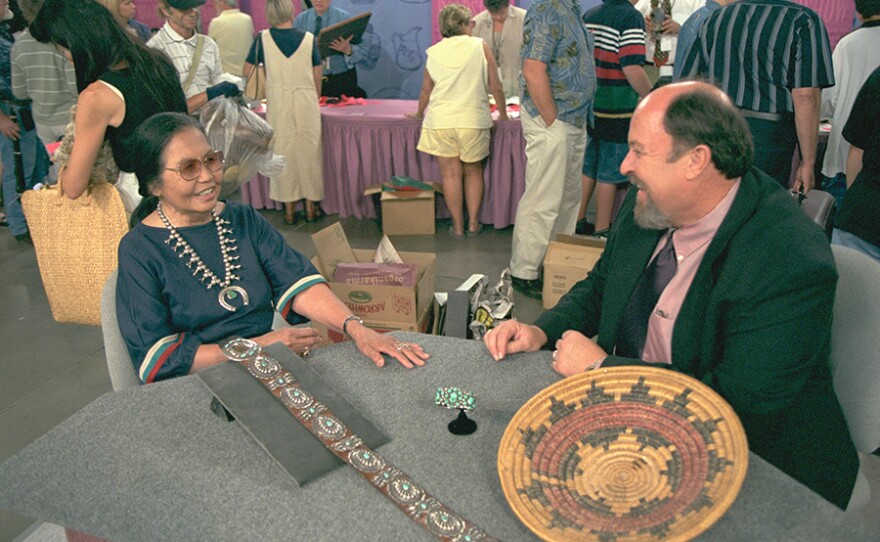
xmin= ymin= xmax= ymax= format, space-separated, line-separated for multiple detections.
xmin=221 ymin=337 xmax=497 ymax=542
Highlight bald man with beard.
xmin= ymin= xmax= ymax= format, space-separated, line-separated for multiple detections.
xmin=485 ymin=82 xmax=861 ymax=511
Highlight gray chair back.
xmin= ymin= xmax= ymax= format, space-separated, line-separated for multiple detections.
xmin=830 ymin=245 xmax=880 ymax=453
xmin=101 ymin=270 xmax=141 ymax=390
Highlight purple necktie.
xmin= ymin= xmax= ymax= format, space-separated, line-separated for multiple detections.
xmin=616 ymin=231 xmax=677 ymax=358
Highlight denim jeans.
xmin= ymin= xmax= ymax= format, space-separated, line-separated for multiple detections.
xmin=820 ymin=173 xmax=847 ymax=209
xmin=832 ymin=228 xmax=880 ymax=264
xmin=0 ymin=105 xmax=50 ymax=236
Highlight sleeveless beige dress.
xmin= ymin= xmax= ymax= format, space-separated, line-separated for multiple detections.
xmin=264 ymin=30 xmax=324 ymax=203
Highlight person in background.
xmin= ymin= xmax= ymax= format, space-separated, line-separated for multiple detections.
xmin=0 ymin=0 xmax=49 ymax=244
xmin=293 ymin=0 xmax=367 ymax=98
xmin=208 ymin=0 xmax=254 ymax=77
xmin=471 ymin=0 xmax=525 ymax=101
xmin=792 ymin=0 xmax=856 ymax=50
xmin=117 ymin=112 xmax=428 ymax=384
xmin=681 ymin=0 xmax=834 ymax=192
xmin=831 ymin=66 xmax=880 ymax=262
xmin=508 ymin=0 xmax=596 ymax=300
xmin=407 ymin=3 xmax=507 ymax=238
xmin=579 ymin=0 xmax=651 ymax=238
xmin=634 ymin=0 xmax=705 ymax=87
xmin=671 ymin=0 xmax=733 ymax=82
xmin=819 ymin=0 xmax=880 ymax=206
xmin=97 ymin=0 xmax=152 ymax=42
xmin=486 ymin=81 xmax=861 ymax=512
xmin=243 ymin=0 xmax=323 ymax=226
xmin=11 ymin=0 xmax=77 ymax=174
xmin=148 ymin=0 xmax=240 ymax=113
xmin=30 ymin=0 xmax=187 ymax=212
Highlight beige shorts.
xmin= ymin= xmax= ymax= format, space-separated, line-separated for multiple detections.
xmin=417 ymin=127 xmax=490 ymax=163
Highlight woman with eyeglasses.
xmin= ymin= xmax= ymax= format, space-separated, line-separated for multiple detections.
xmin=407 ymin=4 xmax=507 ymax=238
xmin=30 ymin=0 xmax=186 ymax=212
xmin=116 ymin=113 xmax=428 ymax=384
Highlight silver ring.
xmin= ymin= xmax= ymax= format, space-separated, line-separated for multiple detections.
xmin=302 ymin=347 xmax=311 ymax=357
xmin=552 ymin=350 xmax=557 ymax=361
xmin=395 ymin=342 xmax=411 ymax=351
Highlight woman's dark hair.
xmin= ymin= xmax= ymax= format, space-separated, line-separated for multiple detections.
xmin=664 ymin=89 xmax=754 ymax=179
xmin=855 ymin=0 xmax=880 ymax=18
xmin=129 ymin=113 xmax=205 ymax=227
xmin=30 ymin=0 xmax=182 ymax=107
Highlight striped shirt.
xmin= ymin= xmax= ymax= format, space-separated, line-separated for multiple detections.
xmin=584 ymin=0 xmax=647 ymax=142
xmin=10 ymin=31 xmax=78 ymax=128
xmin=147 ymin=23 xmax=223 ymax=98
xmin=680 ymin=0 xmax=834 ymax=114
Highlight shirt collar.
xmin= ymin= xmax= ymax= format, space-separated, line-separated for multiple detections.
xmin=162 ymin=22 xmax=198 ymax=45
xmin=672 ymin=180 xmax=741 ymax=261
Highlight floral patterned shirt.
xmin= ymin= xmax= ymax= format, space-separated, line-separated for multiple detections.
xmin=519 ymin=0 xmax=596 ymax=128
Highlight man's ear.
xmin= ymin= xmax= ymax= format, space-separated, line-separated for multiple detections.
xmin=686 ymin=144 xmax=712 ymax=180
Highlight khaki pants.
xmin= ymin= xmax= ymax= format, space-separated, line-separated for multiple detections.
xmin=510 ymin=111 xmax=587 ymax=280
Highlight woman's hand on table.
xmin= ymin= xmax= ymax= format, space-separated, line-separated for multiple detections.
xmin=483 ymin=319 xmax=547 ymax=361
xmin=255 ymin=327 xmax=326 ymax=358
xmin=348 ymin=323 xmax=428 ymax=369
xmin=405 ymin=112 xmax=423 ymax=120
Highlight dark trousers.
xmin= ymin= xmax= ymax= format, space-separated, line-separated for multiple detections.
xmin=321 ymin=68 xmax=366 ymax=99
xmin=744 ymin=114 xmax=797 ymax=189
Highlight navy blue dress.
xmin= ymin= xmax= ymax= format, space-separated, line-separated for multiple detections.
xmin=116 ymin=202 xmax=326 ymax=383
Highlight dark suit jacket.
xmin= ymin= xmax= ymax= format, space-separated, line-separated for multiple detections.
xmin=536 ymin=168 xmax=859 ymax=509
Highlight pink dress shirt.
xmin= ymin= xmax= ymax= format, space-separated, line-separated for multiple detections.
xmin=641 ymin=180 xmax=741 ymax=364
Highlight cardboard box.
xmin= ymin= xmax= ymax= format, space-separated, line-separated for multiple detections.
xmin=364 ymin=183 xmax=443 ymax=236
xmin=312 ymin=224 xmax=437 ymax=337
xmin=542 ymin=234 xmax=606 ymax=309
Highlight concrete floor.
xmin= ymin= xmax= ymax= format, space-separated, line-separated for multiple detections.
xmin=0 ymin=209 xmax=546 ymax=542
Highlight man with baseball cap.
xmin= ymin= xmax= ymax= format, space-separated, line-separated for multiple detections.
xmin=148 ymin=0 xmax=240 ymax=112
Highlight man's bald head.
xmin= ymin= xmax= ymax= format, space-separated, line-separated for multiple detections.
xmin=637 ymin=82 xmax=754 ymax=179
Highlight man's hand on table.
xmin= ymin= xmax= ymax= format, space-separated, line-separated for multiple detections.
xmin=551 ymin=330 xmax=607 ymax=377
xmin=483 ymin=319 xmax=547 ymax=361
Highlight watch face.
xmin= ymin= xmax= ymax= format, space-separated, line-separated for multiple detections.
xmin=221 ymin=337 xmax=261 ymax=360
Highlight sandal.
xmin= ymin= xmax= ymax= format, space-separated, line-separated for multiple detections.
xmin=448 ymin=225 xmax=465 ymax=239
xmin=466 ymin=223 xmax=484 ymax=238
xmin=283 ymin=213 xmax=297 ymax=225
xmin=306 ymin=202 xmax=325 ymax=222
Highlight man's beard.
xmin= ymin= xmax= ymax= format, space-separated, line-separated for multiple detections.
xmin=632 ymin=184 xmax=673 ymax=230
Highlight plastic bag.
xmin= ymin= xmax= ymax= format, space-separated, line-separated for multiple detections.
xmin=198 ymin=97 xmax=284 ymax=197
xmin=469 ymin=268 xmax=514 ymax=340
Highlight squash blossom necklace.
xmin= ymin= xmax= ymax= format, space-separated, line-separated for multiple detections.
xmin=157 ymin=202 xmax=249 ymax=312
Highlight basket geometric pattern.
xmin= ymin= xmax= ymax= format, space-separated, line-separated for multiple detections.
xmin=498 ymin=366 xmax=749 ymax=542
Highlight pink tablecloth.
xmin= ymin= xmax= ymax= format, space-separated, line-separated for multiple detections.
xmin=241 ymin=99 xmax=526 ymax=229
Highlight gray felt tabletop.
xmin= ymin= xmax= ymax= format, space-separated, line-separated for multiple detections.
xmin=0 ymin=333 xmax=871 ymax=541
